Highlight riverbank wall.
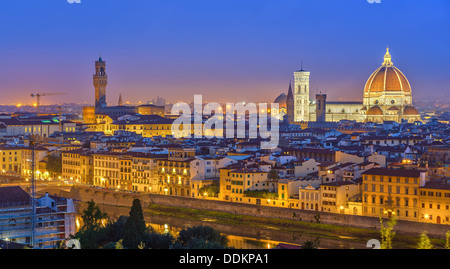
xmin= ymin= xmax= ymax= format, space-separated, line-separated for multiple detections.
xmin=54 ymin=186 xmax=450 ymax=238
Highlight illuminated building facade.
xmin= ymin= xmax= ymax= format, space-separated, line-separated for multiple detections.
xmin=362 ymin=168 xmax=426 ymax=221
xmin=157 ymin=148 xmax=195 ymax=197
xmin=276 ymin=48 xmax=422 ymax=124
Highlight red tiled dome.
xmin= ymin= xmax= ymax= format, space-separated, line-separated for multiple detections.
xmin=367 ymin=106 xmax=383 ymax=115
xmin=364 ymin=48 xmax=412 ymax=94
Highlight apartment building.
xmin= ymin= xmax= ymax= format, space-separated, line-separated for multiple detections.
xmin=299 ymin=185 xmax=321 ymax=211
xmin=418 ymin=182 xmax=450 ymax=225
xmin=157 ymin=148 xmax=195 ymax=197
xmin=131 ymin=153 xmax=163 ymax=192
xmin=21 ymin=147 xmax=48 ymax=179
xmin=0 ymin=186 xmax=76 ymax=249
xmin=320 ymin=181 xmax=360 ymax=213
xmin=362 ymin=168 xmax=426 ymax=221
xmin=61 ymin=149 xmax=94 ymax=184
xmin=0 ymin=146 xmax=23 ymax=174
xmin=93 ymin=153 xmax=121 ymax=188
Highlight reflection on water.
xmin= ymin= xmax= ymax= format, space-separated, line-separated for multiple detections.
xmin=148 ymin=222 xmax=284 ymax=249
xmin=76 ymin=202 xmax=368 ymax=249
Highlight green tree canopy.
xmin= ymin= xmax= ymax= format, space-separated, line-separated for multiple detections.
xmin=268 ymin=170 xmax=280 ymax=193
xmin=123 ymin=199 xmax=147 ymax=248
xmin=176 ymin=226 xmax=229 ymax=248
xmin=417 ymin=232 xmax=433 ymax=249
xmin=75 ymin=200 xmax=109 ymax=249
xmin=46 ymin=155 xmax=62 ymax=174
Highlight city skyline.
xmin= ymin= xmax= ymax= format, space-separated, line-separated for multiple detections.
xmin=0 ymin=0 xmax=450 ymax=253
xmin=0 ymin=0 xmax=449 ymax=106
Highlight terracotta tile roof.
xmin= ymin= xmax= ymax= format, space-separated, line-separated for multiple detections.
xmin=362 ymin=168 xmax=422 ymax=178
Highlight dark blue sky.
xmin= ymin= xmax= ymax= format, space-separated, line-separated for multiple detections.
xmin=0 ymin=0 xmax=448 ymax=105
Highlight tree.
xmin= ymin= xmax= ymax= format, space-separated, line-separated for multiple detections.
xmin=137 ymin=242 xmax=146 ymax=249
xmin=379 ymin=216 xmax=397 ymax=249
xmin=123 ymin=199 xmax=147 ymax=248
xmin=302 ymin=240 xmax=319 ymax=249
xmin=446 ymin=231 xmax=450 ymax=249
xmin=417 ymin=232 xmax=433 ymax=249
xmin=243 ymin=190 xmax=278 ymax=199
xmin=199 ymin=183 xmax=220 ymax=198
xmin=177 ymin=238 xmax=230 ymax=249
xmin=143 ymin=232 xmax=174 ymax=249
xmin=75 ymin=200 xmax=108 ymax=249
xmin=46 ymin=155 xmax=62 ymax=174
xmin=80 ymin=200 xmax=107 ymax=230
xmin=268 ymin=170 xmax=280 ymax=193
xmin=115 ymin=239 xmax=124 ymax=249
xmin=176 ymin=226 xmax=229 ymax=248
xmin=104 ymin=215 xmax=128 ymax=243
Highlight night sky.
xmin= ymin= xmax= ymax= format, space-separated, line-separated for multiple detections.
xmin=0 ymin=0 xmax=448 ymax=106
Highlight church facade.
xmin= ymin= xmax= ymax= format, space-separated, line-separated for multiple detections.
xmin=275 ymin=48 xmax=421 ymax=124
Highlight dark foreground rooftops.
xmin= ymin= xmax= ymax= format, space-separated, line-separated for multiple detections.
xmin=0 ymin=186 xmax=30 ymax=207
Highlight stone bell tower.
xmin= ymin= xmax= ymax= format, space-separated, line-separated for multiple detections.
xmin=94 ymin=57 xmax=107 ymax=110
xmin=294 ymin=66 xmax=311 ymax=122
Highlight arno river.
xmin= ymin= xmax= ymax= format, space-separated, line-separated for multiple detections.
xmin=76 ymin=202 xmax=369 ymax=249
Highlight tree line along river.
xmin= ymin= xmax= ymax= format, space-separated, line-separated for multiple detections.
xmin=76 ymin=202 xmax=369 ymax=249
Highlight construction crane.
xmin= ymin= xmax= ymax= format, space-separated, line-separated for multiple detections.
xmin=29 ymin=137 xmax=36 ymax=248
xmin=30 ymin=93 xmax=66 ymax=115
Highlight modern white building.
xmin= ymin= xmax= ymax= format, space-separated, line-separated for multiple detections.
xmin=0 ymin=186 xmax=76 ymax=249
